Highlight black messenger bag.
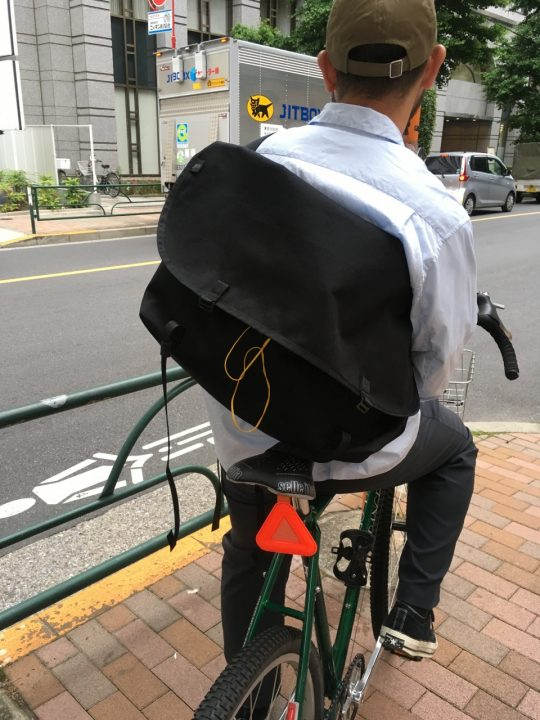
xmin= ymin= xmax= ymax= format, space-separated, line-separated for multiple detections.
xmin=140 ymin=141 xmax=419 ymax=468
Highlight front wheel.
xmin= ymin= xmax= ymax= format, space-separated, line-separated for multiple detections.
xmin=195 ymin=626 xmax=324 ymax=720
xmin=104 ymin=172 xmax=120 ymax=197
xmin=502 ymin=193 xmax=515 ymax=213
xmin=463 ymin=194 xmax=476 ymax=216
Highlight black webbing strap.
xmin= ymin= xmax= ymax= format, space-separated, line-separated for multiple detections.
xmin=212 ymin=464 xmax=224 ymax=532
xmin=161 ymin=327 xmax=181 ymax=551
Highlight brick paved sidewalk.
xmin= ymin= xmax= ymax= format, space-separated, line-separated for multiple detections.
xmin=3 ymin=432 xmax=540 ymax=720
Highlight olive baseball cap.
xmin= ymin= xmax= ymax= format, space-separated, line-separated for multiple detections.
xmin=326 ymin=0 xmax=437 ymax=78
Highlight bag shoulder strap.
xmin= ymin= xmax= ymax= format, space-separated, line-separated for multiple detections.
xmin=245 ymin=134 xmax=273 ymax=152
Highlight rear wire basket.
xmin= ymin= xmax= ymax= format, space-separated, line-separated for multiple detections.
xmin=439 ymin=349 xmax=476 ymax=419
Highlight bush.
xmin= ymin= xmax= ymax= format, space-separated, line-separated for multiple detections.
xmin=36 ymin=175 xmax=61 ymax=210
xmin=418 ymin=89 xmax=437 ymax=159
xmin=63 ymin=177 xmax=89 ymax=208
xmin=0 ymin=169 xmax=29 ymax=212
xmin=123 ymin=179 xmax=162 ymax=196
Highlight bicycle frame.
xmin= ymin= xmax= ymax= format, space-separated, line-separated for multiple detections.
xmin=243 ymin=489 xmax=380 ymax=718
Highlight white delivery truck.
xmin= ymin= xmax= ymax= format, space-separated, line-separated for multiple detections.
xmin=513 ymin=142 xmax=540 ymax=203
xmin=156 ymin=38 xmax=328 ymax=188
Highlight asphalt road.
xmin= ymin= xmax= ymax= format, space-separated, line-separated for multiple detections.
xmin=0 ymin=204 xmax=538 ymax=549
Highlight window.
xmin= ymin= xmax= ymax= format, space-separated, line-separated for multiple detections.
xmin=261 ymin=0 xmax=278 ymax=28
xmin=425 ymin=155 xmax=463 ymax=175
xmin=470 ymin=156 xmax=489 ymax=173
xmin=188 ymin=0 xmax=230 ymax=44
xmin=488 ymin=158 xmax=506 ymax=176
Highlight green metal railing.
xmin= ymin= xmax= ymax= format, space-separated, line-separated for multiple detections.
xmin=0 ymin=367 xmax=225 ymax=631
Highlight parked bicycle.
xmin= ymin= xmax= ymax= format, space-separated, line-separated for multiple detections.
xmin=194 ymin=293 xmax=518 ymax=720
xmin=58 ymin=159 xmax=120 ymax=198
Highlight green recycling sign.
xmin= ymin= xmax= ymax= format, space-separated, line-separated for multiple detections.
xmin=176 ymin=122 xmax=188 ymax=147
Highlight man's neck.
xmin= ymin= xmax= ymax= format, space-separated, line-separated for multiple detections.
xmin=339 ymin=96 xmax=413 ymax=135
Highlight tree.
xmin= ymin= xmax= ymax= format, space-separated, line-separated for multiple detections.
xmin=483 ymin=3 xmax=540 ymax=142
xmin=231 ymin=20 xmax=294 ymax=50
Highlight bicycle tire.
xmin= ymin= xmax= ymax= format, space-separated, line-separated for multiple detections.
xmin=105 ymin=172 xmax=120 ymax=197
xmin=369 ymin=486 xmax=407 ymax=638
xmin=195 ymin=625 xmax=324 ymax=720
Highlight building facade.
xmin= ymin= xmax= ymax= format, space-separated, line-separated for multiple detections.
xmin=12 ymin=1 xmax=521 ymax=177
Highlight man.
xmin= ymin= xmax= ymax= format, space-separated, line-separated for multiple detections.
xmin=203 ymin=0 xmax=477 ymax=663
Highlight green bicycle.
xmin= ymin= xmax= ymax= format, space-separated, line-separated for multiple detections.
xmin=194 ymin=484 xmax=408 ymax=720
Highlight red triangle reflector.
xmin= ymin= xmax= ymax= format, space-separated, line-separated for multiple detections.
xmin=256 ymin=497 xmax=317 ymax=556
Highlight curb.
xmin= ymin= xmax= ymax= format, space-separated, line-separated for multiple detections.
xmin=0 ymin=225 xmax=158 ymax=248
xmin=466 ymin=421 xmax=540 ymax=433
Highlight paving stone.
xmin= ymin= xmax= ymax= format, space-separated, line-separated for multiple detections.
xmin=511 ymin=588 xmax=540 ymax=616
xmin=492 ymin=505 xmax=540 ymax=530
xmin=526 ymin=506 xmax=540 ymax=518
xmin=452 ymin=541 xmax=501 ymax=572
xmin=102 ymin=652 xmax=168 ymax=709
xmin=437 ymin=617 xmax=508 ymax=665
xmin=52 ymin=653 xmax=116 ymax=709
xmin=371 ymin=659 xmax=425 ymax=709
xmin=168 ymin=589 xmax=221 ymax=632
xmin=496 ymin=563 xmax=540 ymax=594
xmin=433 ymin=636 xmax=462 ymax=667
xmin=35 ymin=637 xmax=78 ymax=668
xmin=480 ymin=489 xmax=528 ymax=510
xmin=465 ymin=689 xmax=529 ymax=720
xmin=358 ymin=690 xmax=422 ymax=720
xmin=68 ymin=621 xmax=125 ymax=668
xmin=149 ymin=575 xmax=185 ymax=599
xmin=201 ymin=653 xmax=227 ymax=681
xmin=400 ymin=656 xmax=476 ymax=708
xmin=467 ymin=504 xmax=510 ymax=528
xmin=412 ymin=691 xmax=471 ymax=720
xmin=526 ymin=616 xmax=540 ymax=639
xmin=88 ymin=691 xmax=146 ymax=719
xmin=457 ymin=528 xmax=488 ymax=549
xmin=35 ymin=691 xmax=92 ymax=720
xmin=5 ymin=654 xmax=63 ymax=709
xmin=114 ymin=619 xmax=174 ymax=669
xmin=468 ymin=587 xmax=535 ymax=630
xmin=483 ymin=618 xmax=540 ymax=663
xmin=142 ymin=690 xmax=193 ymax=720
xmin=499 ymin=651 xmax=540 ymax=692
xmin=482 ymin=540 xmax=539 ymax=573
xmin=517 ymin=689 xmax=540 ymax=720
xmin=205 ymin=622 xmax=224 ymax=648
xmin=433 ymin=607 xmax=448 ymax=628
xmin=455 ymin=562 xmax=518 ymax=599
xmin=515 ymin=491 xmax=540 ymax=507
xmin=159 ymin=618 xmax=221 ymax=668
xmin=470 ymin=494 xmax=495 ymax=510
xmin=449 ymin=650 xmax=528 ymax=706
xmin=285 ymin=573 xmax=306 ymax=600
xmin=97 ymin=605 xmax=136 ymax=633
xmin=506 ymin=523 xmax=540 ymax=545
xmin=438 ymin=589 xmax=491 ymax=631
xmin=475 ymin=475 xmax=518 ymax=497
xmin=174 ymin=564 xmax=221 ymax=601
xmin=153 ymin=654 xmax=212 ymax=710
xmin=123 ymin=590 xmax=180 ymax=632
xmin=469 ymin=521 xmax=524 ymax=548
xmin=440 ymin=572 xmax=475 ymax=599
xmin=195 ymin=550 xmax=223 ymax=574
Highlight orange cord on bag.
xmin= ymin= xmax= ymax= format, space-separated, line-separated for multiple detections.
xmin=224 ymin=328 xmax=272 ymax=433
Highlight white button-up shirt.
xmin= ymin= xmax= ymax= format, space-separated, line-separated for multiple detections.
xmin=203 ymin=102 xmax=477 ymax=482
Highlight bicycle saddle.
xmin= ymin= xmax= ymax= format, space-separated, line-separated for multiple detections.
xmin=227 ymin=446 xmax=316 ymax=499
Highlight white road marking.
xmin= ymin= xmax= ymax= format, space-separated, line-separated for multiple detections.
xmin=165 ymin=443 xmax=205 ymax=461
xmin=38 ymin=458 xmax=96 ymax=485
xmin=0 ymin=498 xmax=37 ymax=519
xmin=142 ymin=421 xmax=211 ymax=450
xmin=33 ymin=465 xmax=112 ymax=504
xmin=158 ymin=430 xmax=213 ymax=453
xmin=65 ymin=481 xmax=127 ymax=503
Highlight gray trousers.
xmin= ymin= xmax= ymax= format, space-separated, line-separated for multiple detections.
xmin=221 ymin=400 xmax=477 ymax=663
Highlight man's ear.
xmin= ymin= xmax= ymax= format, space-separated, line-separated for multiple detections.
xmin=421 ymin=44 xmax=446 ymax=90
xmin=318 ymin=50 xmax=338 ymax=95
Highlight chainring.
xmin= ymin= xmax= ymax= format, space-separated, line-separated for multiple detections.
xmin=326 ymin=653 xmax=365 ymax=720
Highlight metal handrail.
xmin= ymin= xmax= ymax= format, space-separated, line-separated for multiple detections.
xmin=0 ymin=367 xmax=225 ymax=632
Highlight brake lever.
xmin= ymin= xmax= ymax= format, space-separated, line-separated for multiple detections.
xmin=477 ymin=292 xmax=512 ymax=340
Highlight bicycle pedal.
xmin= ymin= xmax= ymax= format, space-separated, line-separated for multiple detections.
xmin=332 ymin=529 xmax=373 ymax=588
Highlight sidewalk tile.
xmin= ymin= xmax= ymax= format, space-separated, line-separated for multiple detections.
xmin=195 ymin=550 xmax=223 ymax=574
xmin=52 ymin=653 xmax=116 ymax=709
xmin=36 ymin=637 xmax=78 ymax=668
xmin=526 ymin=616 xmax=540 ymax=639
xmin=142 ymin=691 xmax=192 ymax=720
xmin=468 ymin=588 xmax=535 ymax=630
xmin=5 ymin=654 xmax=63 ymax=709
xmin=455 ymin=562 xmax=518 ymax=598
xmin=457 ymin=528 xmax=488 ymax=549
xmin=441 ymin=572 xmax=475 ymax=599
xmin=371 ymin=659 xmax=425 ymax=709
xmin=437 ymin=617 xmax=508 ymax=665
xmin=400 ymin=657 xmax=476 ymax=708
xmin=412 ymin=691 xmax=471 ymax=720
xmin=201 ymin=653 xmax=227 ymax=681
xmin=467 ymin=504 xmax=510 ymax=528
xmin=97 ymin=605 xmax=136 ymax=633
xmin=205 ymin=622 xmax=224 ymax=648
xmin=433 ymin=636 xmax=461 ymax=667
xmin=89 ymin=691 xmax=145 ymax=719
xmin=174 ymin=564 xmax=221 ymax=601
xmin=359 ymin=690 xmax=422 ymax=719
xmin=515 ymin=491 xmax=540 ymax=507
xmin=35 ymin=691 xmax=92 ymax=720
xmin=438 ymin=589 xmax=491 ymax=631
xmin=449 ymin=650 xmax=528 ymax=706
xmin=517 ymin=689 xmax=540 ymax=720
xmin=520 ymin=541 xmax=540 ymax=560
xmin=482 ymin=540 xmax=539 ymax=573
xmin=480 ymin=489 xmax=528 ymax=510
xmin=148 ymin=576 xmax=185 ymax=600
xmin=496 ymin=563 xmax=540 ymax=594
xmin=285 ymin=573 xmax=306 ymax=601
xmin=465 ymin=689 xmax=528 ymax=720
xmin=469 ymin=521 xmax=524 ymax=549
xmin=114 ymin=619 xmax=174 ymax=669
xmin=159 ymin=618 xmax=221 ymax=668
xmin=505 ymin=522 xmax=540 ymax=545
xmin=492 ymin=505 xmax=540 ymax=530
xmin=168 ymin=590 xmax=221 ymax=632
xmin=153 ymin=653 xmax=211 ymax=710
xmin=475 ymin=475 xmax=518 ymax=496
xmin=453 ymin=541 xmax=501 ymax=572
xmin=525 ymin=506 xmax=540 ymax=518
xmin=483 ymin=618 xmax=540 ymax=663
xmin=511 ymin=588 xmax=540 ymax=616
xmin=102 ymin=652 xmax=168 ymax=709
xmin=124 ymin=590 xmax=180 ymax=632
xmin=68 ymin=621 xmax=125 ymax=668
xmin=470 ymin=494 xmax=495 ymax=510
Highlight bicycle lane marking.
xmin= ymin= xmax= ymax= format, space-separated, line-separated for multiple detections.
xmin=0 ymin=260 xmax=160 ymax=284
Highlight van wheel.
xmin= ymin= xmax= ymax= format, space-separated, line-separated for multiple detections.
xmin=516 ymin=192 xmax=523 ymax=203
xmin=502 ymin=193 xmax=515 ymax=213
xmin=536 ymin=193 xmax=540 ymax=204
xmin=464 ymin=195 xmax=476 ymax=216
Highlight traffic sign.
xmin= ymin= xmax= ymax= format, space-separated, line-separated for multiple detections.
xmin=148 ymin=9 xmax=172 ymax=34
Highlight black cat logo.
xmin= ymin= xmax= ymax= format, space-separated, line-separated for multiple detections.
xmin=247 ymin=95 xmax=274 ymax=122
